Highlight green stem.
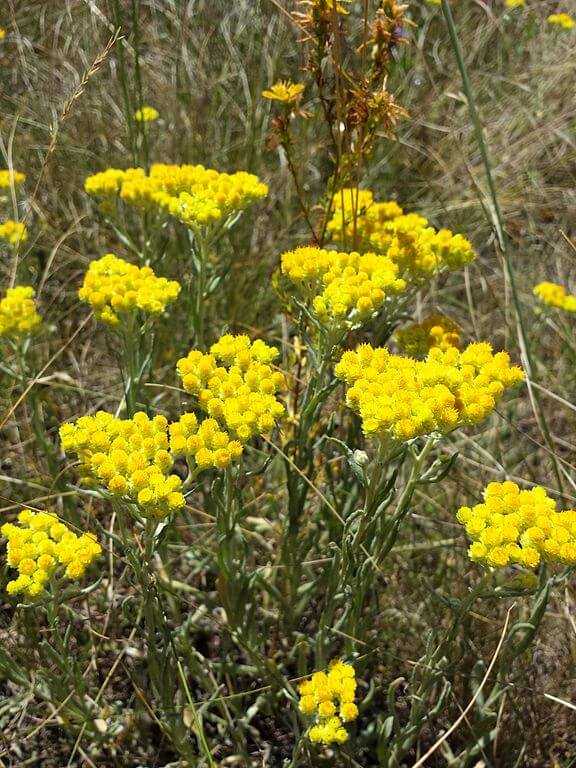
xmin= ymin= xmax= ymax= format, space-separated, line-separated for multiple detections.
xmin=441 ymin=0 xmax=564 ymax=494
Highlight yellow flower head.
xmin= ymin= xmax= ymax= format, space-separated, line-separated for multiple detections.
xmin=176 ymin=334 xmax=285 ymax=449
xmin=262 ymin=80 xmax=305 ymax=103
xmin=2 ymin=509 xmax=101 ymax=598
xmin=299 ymin=660 xmax=359 ymax=745
xmin=280 ymin=245 xmax=406 ymax=329
xmin=0 ymin=220 xmax=28 ymax=248
xmin=0 ymin=28 xmax=6 ymax=40
xmin=505 ymin=0 xmax=525 ymax=8
xmin=0 ymin=169 xmax=26 ymax=189
xmin=134 ymin=105 xmax=159 ymax=122
xmin=85 ymin=163 xmax=268 ymax=229
xmin=547 ymin=12 xmax=575 ymax=29
xmin=79 ymin=253 xmax=181 ymax=325
xmin=396 ymin=314 xmax=461 ymax=357
xmin=59 ymin=411 xmax=185 ymax=518
xmin=0 ymin=286 xmax=42 ymax=339
xmin=336 ymin=341 xmax=524 ymax=443
xmin=327 ymin=188 xmax=475 ymax=283
xmin=533 ymin=281 xmax=576 ymax=313
xmin=457 ymin=481 xmax=576 ymax=570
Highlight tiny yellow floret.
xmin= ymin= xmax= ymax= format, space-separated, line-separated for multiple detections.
xmin=0 ymin=220 xmax=28 ymax=248
xmin=533 ymin=282 xmax=576 ymax=313
xmin=547 ymin=12 xmax=575 ymax=29
xmin=134 ymin=105 xmax=159 ymax=122
xmin=262 ymin=80 xmax=305 ymax=103
xmin=0 ymin=169 xmax=25 ymax=189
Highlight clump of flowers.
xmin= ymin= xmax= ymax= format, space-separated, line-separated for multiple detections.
xmin=1 ymin=509 xmax=101 ymax=598
xmin=177 ymin=334 xmax=285 ymax=445
xmin=0 ymin=169 xmax=26 ymax=190
xmin=533 ymin=281 xmax=576 ymax=313
xmin=59 ymin=412 xmax=185 ymax=518
xmin=84 ymin=163 xmax=268 ymax=229
xmin=327 ymin=188 xmax=475 ymax=282
xmin=299 ymin=660 xmax=359 ymax=745
xmin=0 ymin=286 xmax=42 ymax=339
xmin=0 ymin=219 xmax=27 ymax=247
xmin=169 ymin=414 xmax=244 ymax=471
xmin=134 ymin=105 xmax=159 ymax=122
xmin=547 ymin=12 xmax=575 ymax=29
xmin=262 ymin=80 xmax=305 ymax=103
xmin=335 ymin=342 xmax=524 ymax=442
xmin=78 ymin=253 xmax=181 ymax=326
xmin=457 ymin=481 xmax=576 ymax=569
xmin=279 ymin=246 xmax=406 ymax=328
xmin=396 ymin=314 xmax=461 ymax=357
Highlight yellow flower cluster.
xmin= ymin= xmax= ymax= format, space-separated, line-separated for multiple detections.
xmin=85 ymin=163 xmax=268 ymax=228
xmin=134 ymin=105 xmax=159 ymax=122
xmin=299 ymin=660 xmax=359 ymax=745
xmin=280 ymin=246 xmax=406 ymax=326
xmin=262 ymin=81 xmax=305 ymax=103
xmin=0 ymin=28 xmax=5 ymax=40
xmin=169 ymin=414 xmax=244 ymax=471
xmin=78 ymin=253 xmax=181 ymax=326
xmin=177 ymin=334 xmax=285 ymax=447
xmin=396 ymin=314 xmax=461 ymax=357
xmin=59 ymin=411 xmax=185 ymax=518
xmin=0 ymin=169 xmax=26 ymax=189
xmin=1 ymin=509 xmax=101 ymax=598
xmin=0 ymin=286 xmax=42 ymax=339
xmin=457 ymin=481 xmax=576 ymax=569
xmin=335 ymin=342 xmax=524 ymax=442
xmin=505 ymin=0 xmax=525 ymax=8
xmin=327 ymin=188 xmax=475 ymax=282
xmin=548 ymin=12 xmax=575 ymax=29
xmin=533 ymin=281 xmax=576 ymax=313
xmin=327 ymin=188 xmax=403 ymax=243
xmin=0 ymin=219 xmax=28 ymax=247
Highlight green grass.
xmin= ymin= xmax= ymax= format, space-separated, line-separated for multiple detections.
xmin=1 ymin=1 xmax=576 ymax=766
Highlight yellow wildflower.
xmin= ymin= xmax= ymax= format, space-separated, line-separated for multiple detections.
xmin=299 ymin=660 xmax=359 ymax=745
xmin=280 ymin=246 xmax=406 ymax=328
xmin=79 ymin=253 xmax=181 ymax=326
xmin=0 ymin=286 xmax=42 ymax=339
xmin=134 ymin=105 xmax=159 ymax=122
xmin=0 ymin=28 xmax=5 ymax=40
xmin=533 ymin=281 xmax=576 ymax=313
xmin=262 ymin=80 xmax=305 ymax=103
xmin=177 ymin=334 xmax=285 ymax=448
xmin=458 ymin=481 xmax=576 ymax=569
xmin=59 ymin=411 xmax=185 ymax=519
xmin=0 ymin=169 xmax=25 ymax=189
xmin=396 ymin=314 xmax=461 ymax=357
xmin=336 ymin=342 xmax=524 ymax=442
xmin=505 ymin=0 xmax=525 ymax=7
xmin=327 ymin=188 xmax=475 ymax=282
xmin=0 ymin=220 xmax=28 ymax=248
xmin=547 ymin=12 xmax=575 ymax=29
xmin=85 ymin=163 xmax=268 ymax=229
xmin=2 ymin=509 xmax=101 ymax=598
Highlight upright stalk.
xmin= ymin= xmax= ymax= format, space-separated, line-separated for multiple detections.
xmin=441 ymin=0 xmax=564 ymax=494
